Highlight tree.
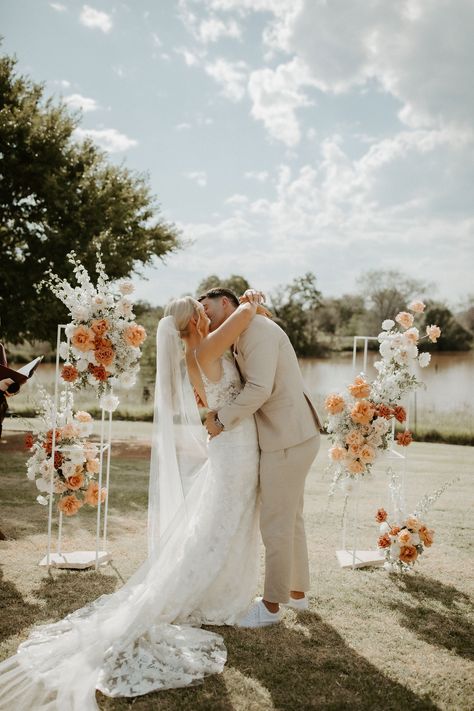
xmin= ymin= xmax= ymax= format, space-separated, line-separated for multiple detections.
xmin=423 ymin=303 xmax=472 ymax=351
xmin=270 ymin=273 xmax=323 ymax=356
xmin=195 ymin=274 xmax=251 ymax=297
xmin=0 ymin=52 xmax=180 ymax=343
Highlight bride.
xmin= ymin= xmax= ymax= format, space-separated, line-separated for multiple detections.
xmin=0 ymin=293 xmax=264 ymax=710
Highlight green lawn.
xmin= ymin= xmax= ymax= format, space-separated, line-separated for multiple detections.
xmin=0 ymin=429 xmax=473 ymax=710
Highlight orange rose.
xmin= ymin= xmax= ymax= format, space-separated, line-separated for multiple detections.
xmin=419 ymin=526 xmax=434 ymax=547
xmin=66 ymin=472 xmax=85 ymax=490
xmin=350 ymin=400 xmax=375 ymax=426
xmin=58 ymin=494 xmax=82 ymax=516
xmin=378 ymin=534 xmax=391 ymax=549
xmin=61 ymin=364 xmax=79 ymax=383
xmin=54 ymin=451 xmax=63 ymax=469
xmin=88 ymin=364 xmax=109 ymax=381
xmin=396 ymin=430 xmax=413 ymax=446
xmin=375 ymin=508 xmax=388 ymax=523
xmin=359 ymin=444 xmax=375 ymax=462
xmin=91 ymin=318 xmax=110 ymax=336
xmin=324 ymin=394 xmax=346 ymax=415
xmin=399 ymin=545 xmax=418 ymax=564
xmin=329 ymin=446 xmax=346 ymax=461
xmin=349 ymin=443 xmax=362 ymax=457
xmin=71 ymin=326 xmax=95 ymax=352
xmin=376 ymin=404 xmax=392 ymax=419
xmin=393 ymin=406 xmax=406 ymax=423
xmin=345 ymin=429 xmax=364 ymax=447
xmin=95 ymin=345 xmax=115 ymax=367
xmin=84 ymin=481 xmax=107 ymax=506
xmin=86 ymin=458 xmax=100 ymax=474
xmin=390 ymin=526 xmax=401 ymax=536
xmin=24 ymin=433 xmax=34 ymax=449
xmin=426 ymin=324 xmax=441 ymax=343
xmin=398 ymin=528 xmax=412 ymax=545
xmin=395 ymin=312 xmax=414 ymax=330
xmin=348 ymin=376 xmax=371 ymax=399
xmin=347 ymin=459 xmax=365 ymax=475
xmin=123 ymin=324 xmax=147 ymax=347
xmin=405 ymin=516 xmax=421 ymax=532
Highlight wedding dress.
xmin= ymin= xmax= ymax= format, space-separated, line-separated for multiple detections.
xmin=0 ymin=317 xmax=260 ymax=710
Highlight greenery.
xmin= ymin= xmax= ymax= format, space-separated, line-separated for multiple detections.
xmin=1 ymin=433 xmax=472 ymax=710
xmin=0 ymin=50 xmax=180 ymax=344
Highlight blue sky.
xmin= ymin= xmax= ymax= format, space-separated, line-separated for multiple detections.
xmin=1 ymin=0 xmax=473 ymax=307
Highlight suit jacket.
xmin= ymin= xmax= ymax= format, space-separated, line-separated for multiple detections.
xmin=218 ymin=315 xmax=323 ymax=452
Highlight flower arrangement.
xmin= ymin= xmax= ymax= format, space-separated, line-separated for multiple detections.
xmin=325 ymin=301 xmax=441 ymax=486
xmin=41 ymin=251 xmax=147 ymax=400
xmin=375 ymin=507 xmax=434 ymax=572
xmin=25 ymin=389 xmax=107 ymax=515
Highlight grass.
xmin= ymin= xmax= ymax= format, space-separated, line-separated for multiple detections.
xmin=0 ymin=429 xmax=473 ymax=710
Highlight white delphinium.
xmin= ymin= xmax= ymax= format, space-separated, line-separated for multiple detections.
xmin=382 ymin=319 xmax=395 ymax=331
xmin=119 ymin=281 xmax=134 ymax=295
xmin=100 ymin=393 xmax=120 ymax=412
xmin=418 ymin=352 xmax=431 ymax=368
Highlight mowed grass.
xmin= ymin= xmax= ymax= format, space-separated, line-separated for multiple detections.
xmin=0 ymin=429 xmax=473 ymax=711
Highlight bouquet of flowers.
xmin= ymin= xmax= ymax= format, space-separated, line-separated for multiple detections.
xmin=25 ymin=389 xmax=107 ymax=515
xmin=325 ymin=301 xmax=441 ymax=486
xmin=41 ymin=251 xmax=147 ymax=401
xmin=375 ymin=507 xmax=434 ymax=572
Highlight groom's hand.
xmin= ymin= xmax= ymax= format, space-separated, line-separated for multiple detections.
xmin=205 ymin=411 xmax=224 ymax=438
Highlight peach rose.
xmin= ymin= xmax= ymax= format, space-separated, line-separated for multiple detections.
xmin=54 ymin=478 xmax=68 ymax=494
xmin=58 ymin=494 xmax=82 ymax=516
xmin=376 ymin=404 xmax=392 ymax=419
xmin=375 ymin=508 xmax=388 ymax=523
xmin=393 ymin=406 xmax=406 ymax=424
xmin=350 ymin=400 xmax=375 ymax=426
xmin=86 ymin=458 xmax=100 ymax=474
xmin=419 ymin=526 xmax=434 ymax=547
xmin=378 ymin=534 xmax=391 ymax=549
xmin=347 ymin=459 xmax=365 ymax=475
xmin=399 ymin=545 xmax=418 ymax=564
xmin=66 ymin=472 xmax=85 ymax=490
xmin=345 ymin=429 xmax=364 ymax=447
xmin=349 ymin=443 xmax=362 ymax=457
xmin=123 ymin=324 xmax=147 ymax=347
xmin=408 ymin=300 xmax=425 ymax=313
xmin=390 ymin=526 xmax=401 ymax=536
xmin=405 ymin=516 xmax=421 ymax=532
xmin=359 ymin=444 xmax=375 ymax=463
xmin=61 ymin=364 xmax=79 ymax=383
xmin=396 ymin=430 xmax=413 ymax=447
xmin=395 ymin=312 xmax=414 ymax=330
xmin=71 ymin=326 xmax=95 ymax=352
xmin=348 ymin=376 xmax=371 ymax=399
xmin=404 ymin=327 xmax=419 ymax=344
xmin=398 ymin=528 xmax=412 ymax=545
xmin=84 ymin=481 xmax=107 ymax=506
xmin=75 ymin=410 xmax=92 ymax=423
xmin=426 ymin=324 xmax=441 ymax=343
xmin=324 ymin=394 xmax=346 ymax=415
xmin=91 ymin=319 xmax=110 ymax=336
xmin=329 ymin=446 xmax=346 ymax=461
xmin=61 ymin=422 xmax=79 ymax=439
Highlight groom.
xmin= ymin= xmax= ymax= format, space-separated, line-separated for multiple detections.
xmin=199 ymin=287 xmax=323 ymax=628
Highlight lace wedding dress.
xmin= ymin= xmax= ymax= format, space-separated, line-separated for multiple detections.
xmin=0 ymin=325 xmax=260 ymax=710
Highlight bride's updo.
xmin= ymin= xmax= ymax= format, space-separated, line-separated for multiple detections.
xmin=165 ymin=296 xmax=201 ymax=337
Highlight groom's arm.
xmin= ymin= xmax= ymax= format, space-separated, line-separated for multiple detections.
xmin=217 ymin=325 xmax=280 ymax=430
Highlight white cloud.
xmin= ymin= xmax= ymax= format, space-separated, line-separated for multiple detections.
xmin=184 ymin=171 xmax=208 ymax=187
xmin=205 ymin=58 xmax=247 ymax=101
xmin=225 ymin=193 xmax=249 ymax=205
xmin=74 ymin=128 xmax=138 ymax=152
xmin=244 ymin=170 xmax=269 ymax=182
xmin=175 ymin=47 xmax=201 ymax=66
xmin=198 ymin=16 xmax=241 ymax=43
xmin=79 ymin=5 xmax=113 ymax=34
xmin=52 ymin=79 xmax=71 ymax=88
xmin=50 ymin=2 xmax=67 ymax=11
xmin=176 ymin=122 xmax=192 ymax=131
xmin=64 ymin=93 xmax=99 ymax=112
xmin=151 ymin=32 xmax=162 ymax=47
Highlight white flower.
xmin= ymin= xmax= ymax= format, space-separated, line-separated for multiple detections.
xmin=379 ymin=340 xmax=393 ymax=359
xmin=119 ymin=281 xmax=134 ymax=295
xmin=93 ymin=295 xmax=107 ymax=309
xmin=379 ymin=522 xmax=390 ymax=534
xmin=59 ymin=342 xmax=70 ymax=360
xmin=71 ymin=305 xmax=90 ymax=322
xmin=39 ymin=460 xmax=54 ymax=481
xmin=76 ymin=358 xmax=89 ymax=372
xmin=65 ymin=323 xmax=75 ymax=338
xmin=116 ymin=299 xmax=133 ymax=318
xmin=68 ymin=445 xmax=86 ymax=465
xmin=119 ymin=372 xmax=136 ymax=389
xmin=382 ymin=319 xmax=395 ymax=331
xmin=418 ymin=352 xmax=431 ymax=368
xmin=87 ymin=350 xmax=97 ymax=363
xmin=62 ymin=460 xmax=77 ymax=477
xmin=36 ymin=495 xmax=49 ymax=506
xmin=100 ymin=393 xmax=120 ymax=412
xmin=27 ymin=467 xmax=37 ymax=480
xmin=35 ymin=477 xmax=50 ymax=492
xmin=76 ymin=421 xmax=93 ymax=437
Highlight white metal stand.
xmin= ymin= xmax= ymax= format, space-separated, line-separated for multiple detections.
xmin=40 ymin=324 xmax=114 ymax=570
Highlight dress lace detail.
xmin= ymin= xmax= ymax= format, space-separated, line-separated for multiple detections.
xmin=0 ymin=356 xmax=260 ymax=710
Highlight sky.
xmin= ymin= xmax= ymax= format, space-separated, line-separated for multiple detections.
xmin=1 ymin=0 xmax=473 ymax=307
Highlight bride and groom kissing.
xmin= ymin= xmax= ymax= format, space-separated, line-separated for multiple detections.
xmin=0 ymin=286 xmax=323 ymax=709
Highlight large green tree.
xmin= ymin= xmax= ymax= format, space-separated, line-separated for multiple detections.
xmin=0 ymin=52 xmax=180 ymax=343
xmin=270 ymin=272 xmax=323 ymax=356
xmin=195 ymin=274 xmax=251 ymax=298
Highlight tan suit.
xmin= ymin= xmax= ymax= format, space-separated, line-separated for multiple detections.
xmin=218 ymin=316 xmax=322 ymax=602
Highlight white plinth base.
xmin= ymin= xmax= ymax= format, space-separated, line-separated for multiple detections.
xmin=39 ymin=551 xmax=112 ymax=569
xmin=336 ymin=549 xmax=385 ymax=569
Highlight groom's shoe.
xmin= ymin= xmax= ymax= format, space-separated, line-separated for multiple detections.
xmin=237 ymin=599 xmax=282 ymax=628
xmin=282 ymin=594 xmax=309 ymax=611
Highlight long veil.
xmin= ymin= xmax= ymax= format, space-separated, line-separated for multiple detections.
xmin=0 ymin=317 xmax=226 ymax=711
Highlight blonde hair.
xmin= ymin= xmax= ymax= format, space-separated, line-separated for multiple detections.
xmin=164 ymin=297 xmax=201 ymax=337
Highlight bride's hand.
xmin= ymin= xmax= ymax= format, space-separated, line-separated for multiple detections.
xmin=239 ymin=289 xmax=265 ymax=305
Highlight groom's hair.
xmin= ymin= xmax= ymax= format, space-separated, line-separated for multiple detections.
xmin=197 ymin=288 xmax=239 ymax=308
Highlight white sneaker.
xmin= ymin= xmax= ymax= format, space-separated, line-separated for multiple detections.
xmin=237 ymin=599 xmax=282 ymax=628
xmin=282 ymin=595 xmax=309 ymax=611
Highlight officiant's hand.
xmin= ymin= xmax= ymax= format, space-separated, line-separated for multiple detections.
xmin=0 ymin=378 xmax=14 ymax=397
xmin=205 ymin=411 xmax=224 ymax=438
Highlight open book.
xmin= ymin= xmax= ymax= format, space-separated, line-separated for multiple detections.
xmin=0 ymin=356 xmax=43 ymax=394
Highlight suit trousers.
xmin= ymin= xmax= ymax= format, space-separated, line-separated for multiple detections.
xmin=259 ymin=432 xmax=320 ymax=603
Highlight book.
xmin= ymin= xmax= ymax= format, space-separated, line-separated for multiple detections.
xmin=0 ymin=356 xmax=43 ymax=394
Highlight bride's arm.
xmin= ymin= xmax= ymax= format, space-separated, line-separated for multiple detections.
xmin=197 ymin=302 xmax=258 ymax=364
